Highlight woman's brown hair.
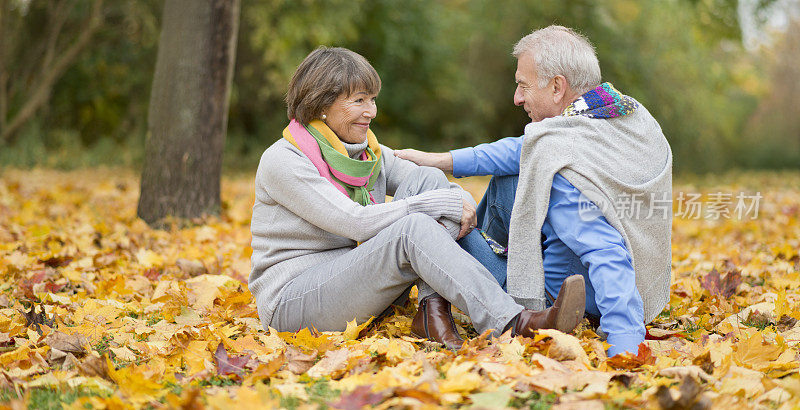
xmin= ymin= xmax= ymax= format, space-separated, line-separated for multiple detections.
xmin=286 ymin=47 xmax=381 ymax=125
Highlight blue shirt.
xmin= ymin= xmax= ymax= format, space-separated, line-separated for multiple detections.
xmin=451 ymin=136 xmax=646 ymax=356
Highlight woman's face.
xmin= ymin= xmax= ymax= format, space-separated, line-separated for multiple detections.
xmin=323 ymin=90 xmax=378 ymax=144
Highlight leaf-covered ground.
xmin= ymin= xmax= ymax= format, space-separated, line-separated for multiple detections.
xmin=1 ymin=168 xmax=799 ymax=409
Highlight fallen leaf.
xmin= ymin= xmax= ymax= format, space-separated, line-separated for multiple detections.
xmin=307 ymin=348 xmax=352 ymax=378
xmin=214 ymin=342 xmax=249 ymax=378
xmin=468 ymin=385 xmax=513 ymax=408
xmin=40 ymin=255 xmax=73 ymax=268
xmin=439 ymin=361 xmax=482 ymax=393
xmin=342 ymin=317 xmax=373 ymax=341
xmin=701 ymin=268 xmax=741 ymax=298
xmin=136 ymin=249 xmax=164 ymax=268
xmin=538 ymin=329 xmax=590 ymax=366
xmin=654 ymin=376 xmax=710 ymax=410
xmin=176 ymin=258 xmax=207 ymax=276
xmin=107 ymin=357 xmax=165 ymax=402
xmin=658 ymin=365 xmax=713 ymax=382
xmin=552 ymin=400 xmax=606 ymax=410
xmin=77 ymin=354 xmax=109 ymax=380
xmin=606 ymin=343 xmax=655 ymax=370
xmin=732 ymin=332 xmax=783 ymax=371
xmin=109 ymin=346 xmax=137 ymax=362
xmin=20 ymin=305 xmax=55 ymax=333
xmin=285 ymin=346 xmax=317 ymax=374
xmin=243 ymin=352 xmax=284 ymax=385
xmin=330 ymin=385 xmax=385 ymax=410
xmin=44 ymin=331 xmax=88 ymax=356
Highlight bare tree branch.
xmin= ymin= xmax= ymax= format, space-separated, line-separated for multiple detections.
xmin=41 ymin=0 xmax=70 ymax=75
xmin=1 ymin=0 xmax=104 ymax=142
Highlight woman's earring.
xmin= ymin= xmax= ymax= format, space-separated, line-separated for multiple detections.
xmin=322 ymin=114 xmax=327 ymax=120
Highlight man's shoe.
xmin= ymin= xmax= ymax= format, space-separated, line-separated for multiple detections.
xmin=510 ymin=275 xmax=586 ymax=337
xmin=411 ymin=294 xmax=464 ymax=351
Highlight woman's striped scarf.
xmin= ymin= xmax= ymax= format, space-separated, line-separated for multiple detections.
xmin=283 ymin=119 xmax=382 ymax=206
xmin=563 ymin=82 xmax=638 ymax=119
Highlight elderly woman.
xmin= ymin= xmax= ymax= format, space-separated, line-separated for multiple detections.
xmin=249 ymin=47 xmax=585 ymax=349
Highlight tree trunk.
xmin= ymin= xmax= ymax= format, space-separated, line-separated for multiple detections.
xmin=137 ymin=0 xmax=240 ymax=227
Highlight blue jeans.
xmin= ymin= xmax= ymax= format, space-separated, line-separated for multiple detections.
xmin=456 ymin=175 xmax=518 ymax=291
xmin=458 ymin=175 xmax=601 ymax=321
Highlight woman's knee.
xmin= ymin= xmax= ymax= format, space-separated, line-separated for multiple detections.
xmin=391 ymin=214 xmax=454 ymax=244
xmin=396 ymin=213 xmax=441 ymax=234
xmin=411 ymin=166 xmax=450 ymax=190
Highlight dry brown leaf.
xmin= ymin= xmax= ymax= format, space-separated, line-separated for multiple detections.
xmin=176 ymin=258 xmax=207 ymax=276
xmin=43 ymin=331 xmax=88 ymax=356
xmin=306 ymin=348 xmax=351 ymax=378
xmin=552 ymin=400 xmax=606 ymax=410
xmin=77 ymin=354 xmax=109 ymax=380
xmin=658 ymin=365 xmax=713 ymax=382
xmin=538 ymin=329 xmax=591 ymax=366
xmin=285 ymin=346 xmax=317 ymax=374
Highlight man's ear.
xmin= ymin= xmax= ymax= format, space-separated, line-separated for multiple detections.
xmin=552 ymin=75 xmax=569 ymax=104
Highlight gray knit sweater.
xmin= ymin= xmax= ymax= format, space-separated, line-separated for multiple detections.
xmin=507 ymin=101 xmax=672 ymax=324
xmin=249 ymin=139 xmax=471 ymax=328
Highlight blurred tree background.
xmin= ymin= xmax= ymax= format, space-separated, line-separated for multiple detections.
xmin=0 ymin=0 xmax=797 ymax=173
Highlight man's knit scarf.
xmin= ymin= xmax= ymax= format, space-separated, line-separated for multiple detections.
xmin=283 ymin=119 xmax=382 ymax=206
xmin=563 ymin=82 xmax=638 ymax=119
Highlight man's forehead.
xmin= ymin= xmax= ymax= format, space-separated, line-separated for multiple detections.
xmin=515 ymin=66 xmax=533 ymax=83
xmin=515 ymin=53 xmax=536 ymax=82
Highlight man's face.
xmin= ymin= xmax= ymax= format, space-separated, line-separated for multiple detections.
xmin=513 ymin=53 xmax=561 ymax=122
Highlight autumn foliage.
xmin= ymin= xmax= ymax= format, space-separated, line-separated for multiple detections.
xmin=1 ymin=169 xmax=799 ymax=409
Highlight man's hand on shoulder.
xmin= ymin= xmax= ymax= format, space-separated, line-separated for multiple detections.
xmin=394 ymin=149 xmax=454 ymax=173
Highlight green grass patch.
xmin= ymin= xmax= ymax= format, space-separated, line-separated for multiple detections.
xmin=0 ymin=387 xmax=19 ymax=403
xmin=197 ymin=375 xmax=239 ymax=388
xmin=305 ymin=379 xmax=340 ymax=409
xmin=279 ymin=395 xmax=301 ymax=410
xmin=92 ymin=334 xmax=114 ymax=356
xmin=0 ymin=386 xmax=106 ymax=409
xmin=507 ymin=391 xmax=557 ymax=409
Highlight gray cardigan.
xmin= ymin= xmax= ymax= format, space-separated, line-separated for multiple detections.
xmin=507 ymin=102 xmax=673 ymax=324
xmin=249 ymin=139 xmax=470 ymax=328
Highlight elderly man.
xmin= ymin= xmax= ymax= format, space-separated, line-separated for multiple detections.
xmin=396 ymin=25 xmax=672 ymax=356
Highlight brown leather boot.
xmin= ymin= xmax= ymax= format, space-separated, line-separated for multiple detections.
xmin=508 ymin=275 xmax=586 ymax=337
xmin=411 ymin=294 xmax=464 ymax=351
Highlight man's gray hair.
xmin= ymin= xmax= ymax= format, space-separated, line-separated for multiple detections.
xmin=512 ymin=25 xmax=601 ymax=95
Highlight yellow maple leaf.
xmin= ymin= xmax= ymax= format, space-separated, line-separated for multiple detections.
xmin=367 ymin=337 xmax=415 ymax=362
xmin=185 ymin=274 xmax=237 ymax=311
xmin=280 ymin=328 xmax=335 ymax=353
xmin=342 ymin=317 xmax=373 ymax=341
xmin=183 ymin=340 xmax=212 ymax=376
xmin=228 ymin=334 xmax=270 ymax=356
xmin=439 ymin=361 xmax=482 ymax=394
xmin=106 ymin=357 xmax=163 ymax=402
xmin=135 ymin=248 xmax=164 ymax=268
xmin=732 ymin=332 xmax=784 ymax=371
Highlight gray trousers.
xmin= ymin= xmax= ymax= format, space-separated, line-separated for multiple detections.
xmin=270 ymin=167 xmax=524 ymax=336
